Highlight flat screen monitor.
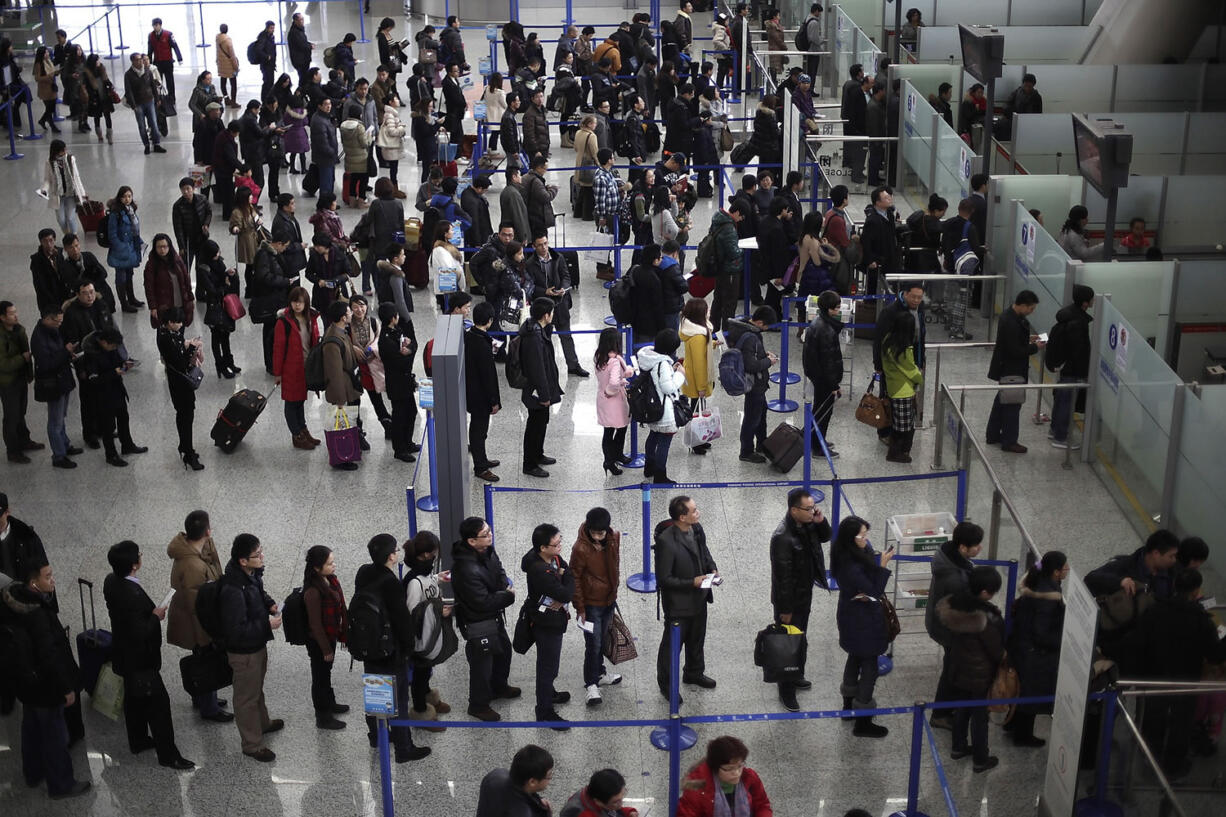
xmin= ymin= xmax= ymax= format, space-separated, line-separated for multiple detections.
xmin=1073 ymin=114 xmax=1132 ymax=197
xmin=958 ymin=25 xmax=1004 ymax=83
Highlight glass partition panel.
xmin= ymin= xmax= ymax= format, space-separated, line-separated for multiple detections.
xmin=1083 ymin=177 xmax=1165 ymax=231
xmin=833 ymin=7 xmax=858 ymax=92
xmin=1091 ymin=299 xmax=1181 ymax=528
xmin=934 ymin=121 xmax=975 ymax=201
xmin=987 ymin=176 xmax=1082 ymax=275
xmin=900 ymin=81 xmax=938 ymax=199
xmin=835 ymin=0 xmax=884 ymax=35
xmin=1114 ymin=65 xmax=1204 ymax=113
xmin=1161 ymin=176 xmax=1226 ymax=248
xmin=891 ymin=63 xmax=961 ymax=100
xmin=1173 ymin=384 xmax=1226 ymax=598
xmin=1077 ymin=262 xmax=1174 ymax=345
xmin=931 ymin=0 xmax=1009 ymax=25
xmin=1026 ymin=65 xmax=1113 ymax=113
xmin=1012 ymin=203 xmax=1068 ymax=337
xmin=1173 ymin=259 xmax=1226 ymax=322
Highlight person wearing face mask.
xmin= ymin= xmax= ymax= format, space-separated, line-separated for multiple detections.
xmin=301 ymin=545 xmax=349 ymax=730
xmin=568 ymin=508 xmax=624 ymax=706
xmin=403 ymin=531 xmax=454 ymax=731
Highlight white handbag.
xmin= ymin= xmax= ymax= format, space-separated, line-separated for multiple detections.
xmin=682 ymin=401 xmax=722 ymax=447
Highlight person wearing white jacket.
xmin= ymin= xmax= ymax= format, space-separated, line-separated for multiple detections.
xmin=40 ymin=139 xmax=88 ymax=237
xmin=376 ymin=95 xmax=408 ymax=186
xmin=428 ymin=221 xmax=466 ymax=310
xmin=637 ymin=329 xmax=687 ymax=485
xmin=403 ymin=530 xmax=454 ymax=729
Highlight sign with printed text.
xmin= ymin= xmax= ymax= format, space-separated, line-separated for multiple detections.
xmin=906 ymin=90 xmax=917 ymax=124
xmin=959 ymin=146 xmax=971 ymax=182
xmin=1115 ymin=324 xmax=1130 ymax=372
xmin=1040 ymin=571 xmax=1098 ymax=817
xmin=363 ymin=674 xmax=396 ymax=717
xmin=1025 ymin=222 xmax=1037 ymax=265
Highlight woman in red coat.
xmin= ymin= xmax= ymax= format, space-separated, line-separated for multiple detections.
xmin=143 ymin=232 xmax=196 ymax=329
xmin=272 ymin=285 xmax=321 ymax=450
xmin=677 ymin=736 xmax=772 ymax=817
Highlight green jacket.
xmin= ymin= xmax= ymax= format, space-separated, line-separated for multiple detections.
xmin=881 ymin=335 xmax=922 ymax=398
xmin=0 ymin=324 xmax=32 ymax=387
xmin=709 ymin=210 xmax=743 ymax=278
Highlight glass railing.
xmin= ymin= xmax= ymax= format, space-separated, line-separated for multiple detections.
xmin=1172 ymin=384 xmax=1226 ymax=598
xmin=900 ymin=80 xmax=980 ymax=204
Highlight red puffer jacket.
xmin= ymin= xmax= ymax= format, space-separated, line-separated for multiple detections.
xmin=271 ymin=308 xmax=321 ymax=401
xmin=677 ymin=763 xmax=773 ymax=817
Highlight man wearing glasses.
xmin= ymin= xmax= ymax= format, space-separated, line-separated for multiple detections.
xmin=219 ymin=533 xmax=283 ymax=762
xmin=769 ymin=488 xmax=832 ymax=712
xmin=453 ymin=517 xmax=520 ymax=721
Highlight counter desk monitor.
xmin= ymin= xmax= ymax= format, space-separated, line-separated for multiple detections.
xmin=1072 ymin=114 xmax=1134 ymax=261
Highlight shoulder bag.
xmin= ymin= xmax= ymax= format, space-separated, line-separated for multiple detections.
xmin=601 ymin=605 xmax=638 ymax=665
xmin=854 ymin=375 xmax=892 ymax=429
xmin=998 ymin=374 xmax=1027 ymax=405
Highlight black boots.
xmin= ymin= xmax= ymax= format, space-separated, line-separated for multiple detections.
xmin=182 ymin=451 xmax=204 ymax=471
xmin=886 ymin=431 xmax=914 ymax=463
xmin=118 ymin=280 xmax=144 ymax=312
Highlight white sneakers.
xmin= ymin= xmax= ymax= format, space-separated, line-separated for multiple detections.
xmin=586 ymin=684 xmax=602 ymax=706
xmin=598 ymin=673 xmax=623 ymax=686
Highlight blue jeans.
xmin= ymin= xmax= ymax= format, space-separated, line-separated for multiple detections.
xmin=45 ymin=393 xmax=70 ymax=458
xmin=1049 ymin=375 xmax=1084 ymax=442
xmin=582 ymin=604 xmax=614 ymax=686
xmin=318 ymin=162 xmax=336 ymax=197
xmin=21 ymin=703 xmax=76 ymax=794
xmin=284 ymin=400 xmax=306 ymax=435
xmin=55 ymin=196 xmax=80 ymax=237
xmin=133 ymin=100 xmax=160 ymax=147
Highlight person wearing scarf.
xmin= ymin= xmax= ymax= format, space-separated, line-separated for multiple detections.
xmin=677 ymin=736 xmax=772 ymax=817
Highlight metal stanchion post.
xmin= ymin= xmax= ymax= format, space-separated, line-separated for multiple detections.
xmin=1074 ymin=689 xmax=1124 ymax=816
xmin=621 ymin=325 xmax=645 ymax=468
xmin=4 ymin=104 xmax=21 ymax=160
xmin=484 ymin=483 xmax=495 ymax=542
xmin=767 ymin=321 xmax=799 ymax=413
xmin=416 ymin=411 xmax=439 ymax=511
xmin=116 ymin=7 xmax=128 ymax=53
xmin=377 ymin=718 xmax=395 ymax=817
xmin=802 ymin=401 xmax=812 ymax=490
xmin=627 ymin=485 xmax=655 ymax=592
xmin=887 ymin=703 xmax=934 ymax=817
xmin=105 ymin=14 xmax=117 ymax=60
xmin=23 ymin=91 xmax=41 ymax=141
xmin=603 ymin=214 xmax=621 ymax=326
xmin=196 ymin=3 xmax=211 ymax=50
xmin=357 ymin=1 xmax=369 ymax=44
xmin=405 ymin=486 xmax=418 ymax=538
xmin=650 ymin=622 xmax=697 ymax=757
xmin=741 ymin=248 xmax=752 ymax=319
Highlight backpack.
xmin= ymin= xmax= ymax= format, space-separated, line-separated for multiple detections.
xmin=346 ymin=588 xmax=395 ymax=662
xmin=794 ymin=22 xmax=811 ymax=52
xmin=95 ymin=211 xmax=112 ymax=248
xmin=609 ymin=271 xmax=636 ymax=324
xmin=281 ymin=587 xmax=309 ymax=645
xmin=246 ymin=40 xmax=262 ymax=66
xmin=194 ymin=578 xmax=227 ymax=644
xmin=626 ymin=365 xmax=665 ymax=424
xmin=1044 ymin=319 xmax=1070 ymax=372
xmin=719 ymin=333 xmax=755 ymax=396
xmin=952 ymin=220 xmax=980 ymax=276
xmin=695 ymin=230 xmax=720 ymax=277
xmin=505 ymin=333 xmax=529 ymax=389
xmin=303 ymin=334 xmax=345 ymax=392
xmin=326 ymin=47 xmax=340 ymax=69
xmin=615 ymin=124 xmax=636 ymax=159
xmin=407 ymin=577 xmax=459 ymax=665
xmin=643 ymin=122 xmax=661 ymax=154
xmin=423 ymin=338 xmax=434 ymax=376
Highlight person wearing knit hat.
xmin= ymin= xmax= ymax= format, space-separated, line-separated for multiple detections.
xmin=1049 ymin=284 xmax=1095 ymax=450
xmin=354 ymin=533 xmax=431 ymax=762
xmin=570 ymin=506 xmax=624 ymax=706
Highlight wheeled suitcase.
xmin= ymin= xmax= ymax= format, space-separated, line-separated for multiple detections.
xmin=406 ymin=247 xmax=430 ymax=289
xmin=763 ymin=422 xmax=804 ymax=473
xmin=341 ymin=172 xmax=352 ymax=205
xmin=560 ymin=250 xmax=581 ymax=287
xmin=211 ymin=388 xmax=269 ymax=452
xmin=76 ymin=578 xmax=113 ymax=695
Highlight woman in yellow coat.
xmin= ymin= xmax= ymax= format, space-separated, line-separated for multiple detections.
xmin=679 ymin=298 xmax=718 ymax=454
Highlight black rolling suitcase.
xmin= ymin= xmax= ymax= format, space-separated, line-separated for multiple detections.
xmin=763 ymin=422 xmax=804 ymax=473
xmin=76 ymin=578 xmax=113 ymax=695
xmin=211 ymin=388 xmax=269 ymax=453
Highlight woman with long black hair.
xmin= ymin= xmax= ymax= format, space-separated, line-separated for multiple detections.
xmin=196 ymin=239 xmax=240 ymax=378
xmin=1008 ymin=550 xmax=1068 ymax=747
xmin=143 ymin=234 xmax=195 ymax=331
xmin=831 ymin=515 xmax=894 ymax=738
xmin=302 ymin=545 xmax=349 ymax=730
xmin=637 ymin=329 xmax=687 ymax=484
xmin=156 ymin=307 xmax=204 ymax=471
xmin=594 ymin=327 xmax=633 ymax=475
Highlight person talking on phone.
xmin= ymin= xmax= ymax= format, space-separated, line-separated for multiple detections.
xmin=769 ymin=489 xmax=831 ymax=712
xmin=525 ymin=231 xmax=589 ymax=377
xmin=655 ymin=495 xmax=720 ymax=703
xmin=831 ymin=516 xmax=893 ymax=738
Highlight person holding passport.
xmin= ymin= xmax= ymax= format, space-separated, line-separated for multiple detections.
xmin=654 ymin=495 xmax=720 ymax=703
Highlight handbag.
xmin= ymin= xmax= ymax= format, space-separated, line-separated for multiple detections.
xmin=179 ymin=644 xmax=234 ymax=696
xmin=223 ymin=293 xmax=247 ymax=321
xmin=461 ymin=617 xmax=504 ymax=654
xmin=248 ymin=294 xmax=281 ymax=324
xmin=998 ymin=374 xmax=1027 ymax=405
xmin=988 ymin=655 xmax=1021 ymax=721
xmin=854 ymin=376 xmax=893 ymax=429
xmin=601 ymin=606 xmax=638 ymax=665
xmin=345 ymin=248 xmax=362 ymax=277
xmin=91 ymin=663 xmax=124 ymax=721
xmin=879 ymin=595 xmax=902 ymax=641
xmin=1096 ymin=585 xmax=1154 ymax=632
xmin=753 ymin=623 xmax=807 ymax=683
xmin=672 ymin=395 xmax=694 ymax=428
xmin=681 ymin=400 xmax=722 ymax=447
xmin=325 ymin=407 xmax=363 ymax=466
xmin=179 ymin=364 xmax=205 ymax=390
xmin=719 ymin=126 xmax=735 ymax=153
xmin=420 ymin=48 xmax=437 ymax=65
xmin=511 ymin=603 xmax=535 ymax=655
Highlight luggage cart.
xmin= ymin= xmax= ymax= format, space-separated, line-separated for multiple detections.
xmin=880 ymin=511 xmax=959 ymax=674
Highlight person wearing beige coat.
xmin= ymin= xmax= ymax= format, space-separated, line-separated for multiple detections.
xmin=321 ymin=304 xmax=364 ymax=469
xmin=573 ymin=115 xmax=600 ymax=220
xmin=214 ymin=25 xmax=240 ymax=108
xmin=166 ymin=511 xmax=233 ymax=722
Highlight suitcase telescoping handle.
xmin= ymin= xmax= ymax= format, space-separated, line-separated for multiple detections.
xmin=78 ymin=577 xmax=97 ymax=635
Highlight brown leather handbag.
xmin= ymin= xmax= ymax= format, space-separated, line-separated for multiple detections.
xmin=855 ymin=376 xmax=893 ymax=429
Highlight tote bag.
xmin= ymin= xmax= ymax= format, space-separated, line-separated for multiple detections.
xmin=325 ymin=407 xmax=363 ymax=466
xmin=601 ymin=606 xmax=638 ymax=665
xmin=681 ymin=400 xmax=722 ymax=447
xmin=223 ymin=293 xmax=247 ymax=321
xmin=91 ymin=663 xmax=124 ymax=721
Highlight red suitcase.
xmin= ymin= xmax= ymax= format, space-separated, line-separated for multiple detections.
xmin=406 ymin=248 xmax=430 ymax=289
xmin=342 ymin=172 xmax=352 ymax=205
xmin=76 ymin=199 xmax=106 ymax=232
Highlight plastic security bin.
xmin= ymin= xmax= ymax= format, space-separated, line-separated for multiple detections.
xmin=887 ymin=512 xmax=959 ymax=551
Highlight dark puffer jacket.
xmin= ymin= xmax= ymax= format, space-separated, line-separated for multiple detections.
xmin=833 ymin=548 xmax=891 ymax=657
xmin=520 ymin=549 xmax=575 ymax=633
xmin=1052 ymin=303 xmax=1093 ymax=379
xmin=769 ymin=513 xmax=832 ymax=611
xmin=924 ymin=542 xmax=974 ymax=646
xmin=802 ymin=311 xmax=843 ymax=393
xmin=2 ymin=582 xmax=80 ymax=706
xmin=936 ymin=593 xmax=1005 ymax=694
xmin=218 ymin=561 xmax=275 ymax=654
xmin=1008 ymin=580 xmax=1064 ymax=701
xmin=451 ymin=539 xmax=515 ymax=629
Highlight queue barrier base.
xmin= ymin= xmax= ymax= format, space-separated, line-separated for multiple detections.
xmin=604 ymin=315 xmax=618 ymax=326
xmin=878 ymin=654 xmax=895 ymax=676
xmin=626 ymin=572 xmax=657 ymax=593
xmin=770 ymin=373 xmax=801 ymax=386
xmin=416 ymin=494 xmax=440 ymax=512
xmin=650 ymin=724 xmax=698 ymax=751
xmin=767 ymin=397 xmax=800 ymax=413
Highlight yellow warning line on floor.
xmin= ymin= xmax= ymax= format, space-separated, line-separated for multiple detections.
xmin=1094 ymin=446 xmax=1158 ymax=534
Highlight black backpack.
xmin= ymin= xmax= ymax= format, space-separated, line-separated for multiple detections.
xmin=247 ymin=40 xmax=262 ymax=66
xmin=795 ymin=22 xmax=811 ymax=52
xmin=626 ymin=364 xmax=665 ymax=424
xmin=1044 ymin=319 xmax=1070 ymax=372
xmin=281 ymin=588 xmax=309 ymax=645
xmin=609 ymin=271 xmax=636 ymax=324
xmin=303 ymin=335 xmax=345 ymax=393
xmin=95 ymin=211 xmax=112 ymax=248
xmin=194 ymin=578 xmax=227 ymax=644
xmin=347 ymin=588 xmax=395 ymax=662
xmin=505 ymin=333 xmax=529 ymax=389
xmin=695 ymin=231 xmax=721 ymax=277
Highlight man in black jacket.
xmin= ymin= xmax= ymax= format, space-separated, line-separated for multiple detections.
xmin=526 ymin=232 xmax=587 ymax=376
xmin=441 ymin=62 xmax=468 ymax=148
xmin=663 ymin=85 xmax=699 ymax=158
xmin=1086 ymin=529 xmax=1179 ymax=603
xmin=471 ymin=223 xmax=517 ymax=300
xmin=255 ymin=21 xmax=277 ymax=101
xmin=519 ymin=298 xmax=564 ymax=477
xmin=2 ymin=557 xmax=91 ymax=799
xmin=725 ymin=308 xmax=777 ymax=463
xmin=860 ymin=186 xmax=899 ymax=294
xmin=102 ymin=541 xmax=193 ymax=769
xmin=1049 ymin=284 xmax=1094 ymax=449
xmin=986 ymin=289 xmax=1043 ymax=453
xmin=757 ymin=198 xmax=794 ymax=317
xmin=272 ymin=194 xmax=307 ymax=275
xmin=521 ymin=524 xmax=576 ymax=727
xmin=30 ymin=229 xmax=71 ymax=318
xmin=522 ymin=89 xmax=551 ymax=161
xmin=452 ymin=516 xmax=519 ymax=721
xmin=61 ymin=280 xmax=113 ymax=448
xmin=238 ymin=100 xmax=273 ymax=194
xmin=629 ymin=245 xmax=667 ymax=344
xmin=355 ymin=534 xmax=430 ymax=762
xmin=0 ymin=493 xmax=48 ymax=592
xmin=802 ymin=291 xmax=844 ymax=452
xmin=500 ymin=93 xmax=523 ymax=167
xmin=840 ymin=67 xmax=869 ymax=183
xmin=769 ymin=488 xmax=832 ymax=711
xmin=523 ymin=155 xmax=559 ymax=243
xmin=171 ymin=178 xmax=212 ymax=278
xmin=461 ymin=176 xmax=495 ymax=266
xmin=58 ymin=234 xmax=116 ymax=314
xmin=655 ymin=495 xmax=719 ymax=701
xmin=287 ymin=13 xmax=314 ymax=87
xmin=466 ymin=303 xmax=502 ymax=482
xmin=252 ymin=234 xmax=296 ymax=373
xmin=218 ymin=533 xmax=283 ymax=762
xmin=211 ymin=121 xmax=243 ymax=220
xmin=310 ymin=98 xmax=340 ymax=197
